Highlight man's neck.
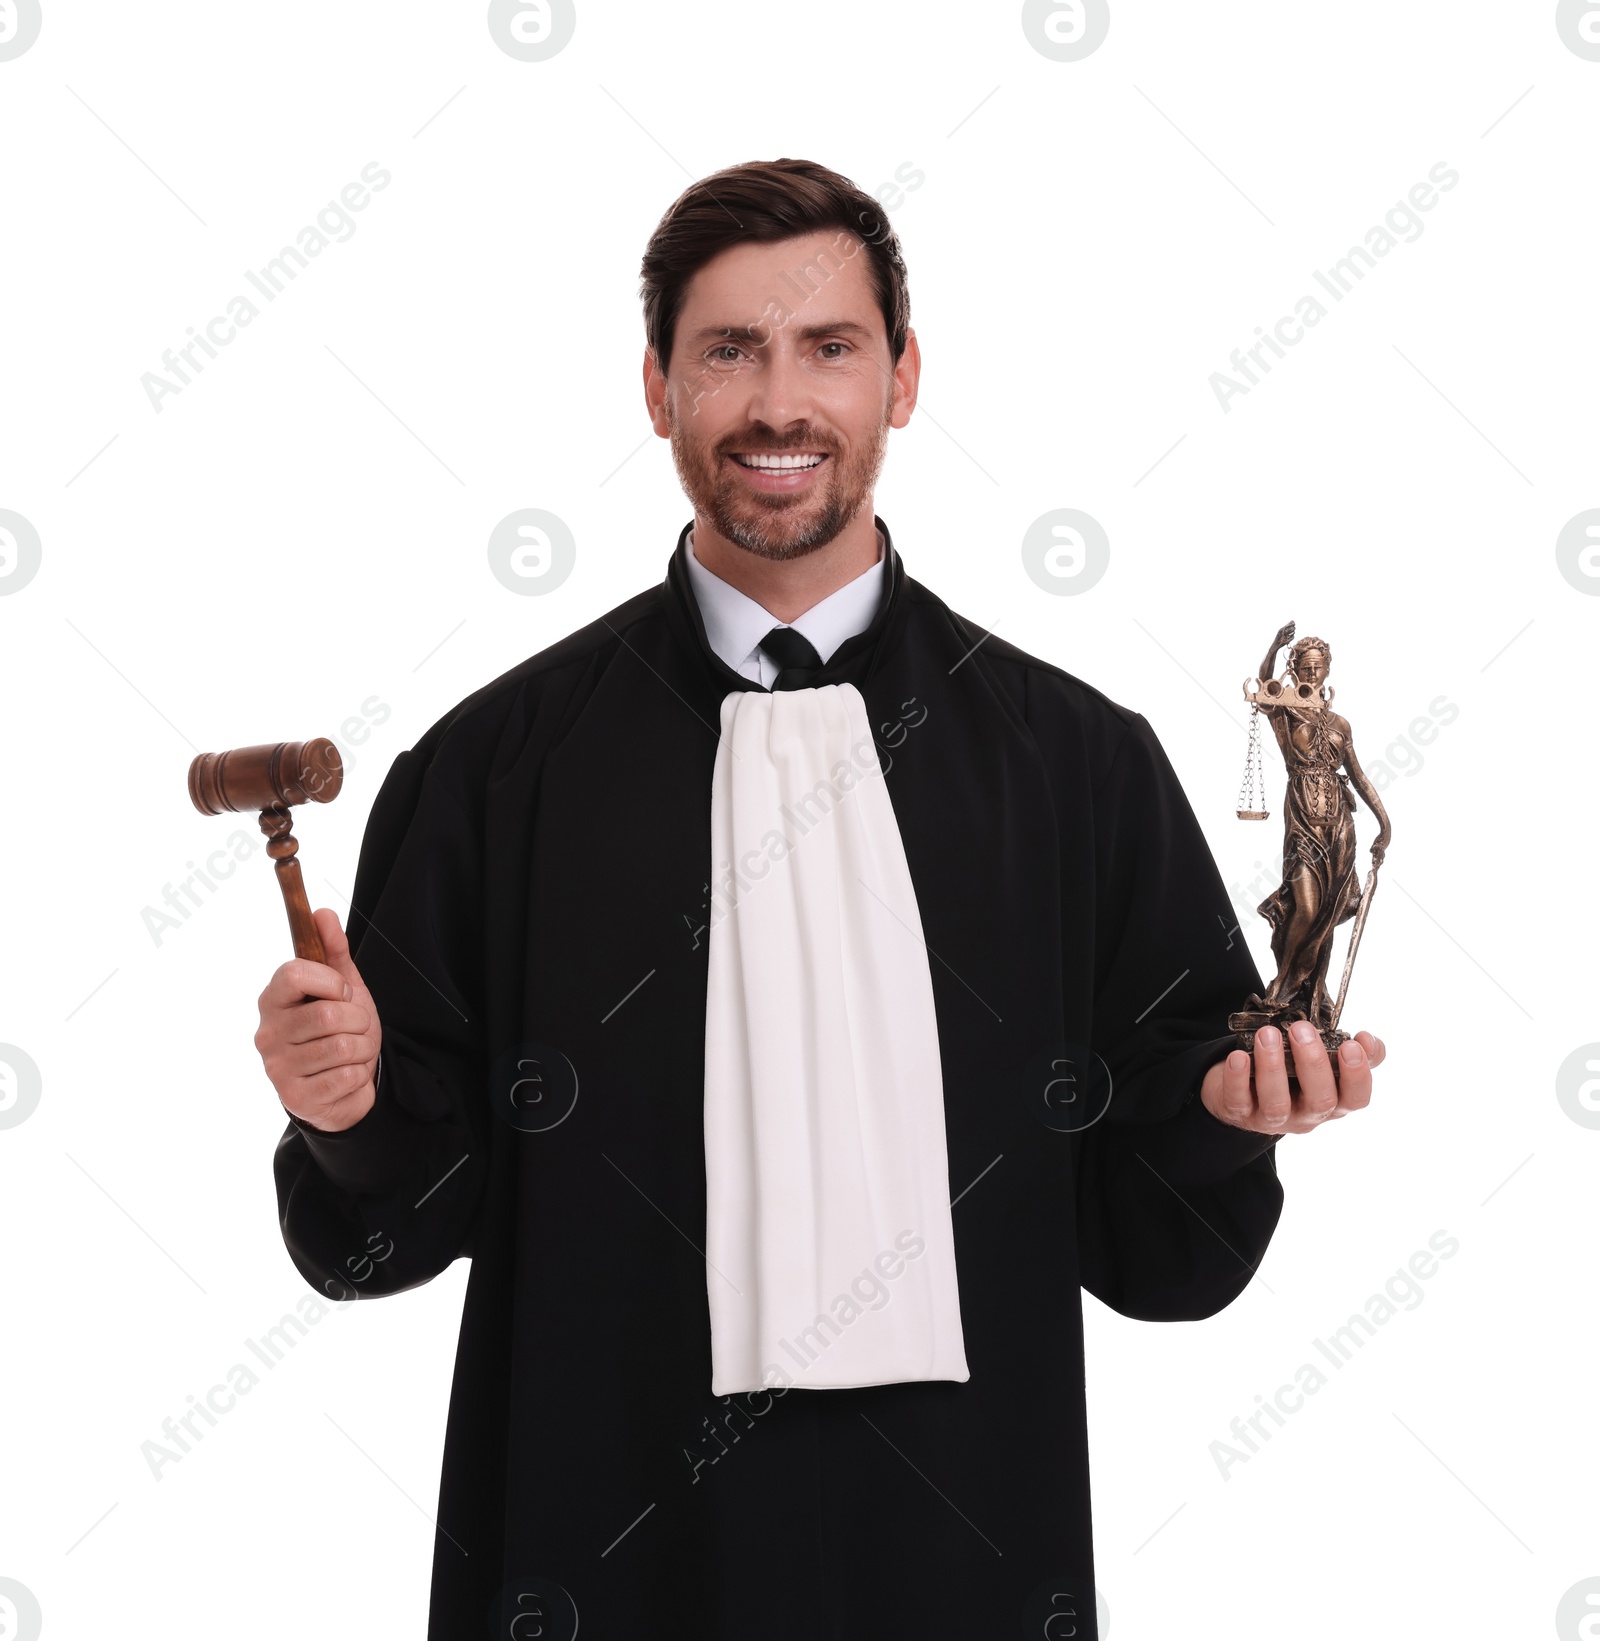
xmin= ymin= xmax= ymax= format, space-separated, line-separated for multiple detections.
xmin=689 ymin=508 xmax=882 ymax=624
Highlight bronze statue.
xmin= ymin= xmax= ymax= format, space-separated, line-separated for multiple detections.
xmin=1229 ymin=621 xmax=1391 ymax=1080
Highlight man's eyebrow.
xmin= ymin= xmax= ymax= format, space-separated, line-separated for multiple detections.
xmin=685 ymin=319 xmax=878 ymax=347
xmin=791 ymin=320 xmax=875 ymax=342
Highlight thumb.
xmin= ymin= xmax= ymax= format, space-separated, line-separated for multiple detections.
xmin=313 ymin=907 xmax=364 ymax=993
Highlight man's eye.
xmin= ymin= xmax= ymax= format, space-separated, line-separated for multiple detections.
xmin=818 ymin=342 xmax=848 ymax=359
xmin=711 ymin=345 xmax=744 ymax=363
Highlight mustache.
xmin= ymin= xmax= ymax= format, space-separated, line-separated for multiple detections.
xmin=716 ymin=429 xmax=837 ymax=456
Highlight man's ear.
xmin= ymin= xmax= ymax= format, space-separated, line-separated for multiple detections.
xmin=889 ymin=328 xmax=921 ymax=430
xmin=643 ymin=347 xmax=671 ymax=438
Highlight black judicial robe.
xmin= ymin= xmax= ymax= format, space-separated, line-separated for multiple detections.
xmin=274 ymin=520 xmax=1283 ymax=1640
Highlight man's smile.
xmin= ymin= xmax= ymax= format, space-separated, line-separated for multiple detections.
xmin=726 ymin=450 xmax=830 ymax=491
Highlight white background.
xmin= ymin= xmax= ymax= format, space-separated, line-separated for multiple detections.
xmin=1 ymin=2 xmax=1593 ymax=1637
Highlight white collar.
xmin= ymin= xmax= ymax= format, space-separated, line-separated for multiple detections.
xmin=684 ymin=529 xmax=886 ymax=685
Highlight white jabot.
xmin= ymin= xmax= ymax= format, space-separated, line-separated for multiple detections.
xmin=701 ymin=682 xmax=970 ymax=1394
xmin=684 ymin=530 xmax=886 ymax=687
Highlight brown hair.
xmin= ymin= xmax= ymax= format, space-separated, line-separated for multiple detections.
xmin=639 ymin=158 xmax=910 ymax=373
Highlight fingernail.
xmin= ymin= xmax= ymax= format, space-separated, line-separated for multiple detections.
xmin=343 ymin=983 xmax=352 ymax=1001
xmin=1340 ymin=1041 xmax=1363 ymax=1066
xmin=1290 ymin=1021 xmax=1317 ymax=1046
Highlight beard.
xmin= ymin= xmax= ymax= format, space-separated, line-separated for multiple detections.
xmin=666 ymin=401 xmax=891 ymax=562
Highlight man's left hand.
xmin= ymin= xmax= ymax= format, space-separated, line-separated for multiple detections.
xmin=1201 ymin=1023 xmax=1385 ymax=1135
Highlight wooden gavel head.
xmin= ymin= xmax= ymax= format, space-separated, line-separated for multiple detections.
xmin=188 ymin=738 xmax=343 ymax=814
xmin=187 ymin=739 xmax=344 ymax=965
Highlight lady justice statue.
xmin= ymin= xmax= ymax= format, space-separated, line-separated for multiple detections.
xmin=1229 ymin=620 xmax=1392 ymax=1081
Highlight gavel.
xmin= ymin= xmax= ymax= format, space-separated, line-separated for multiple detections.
xmin=187 ymin=739 xmax=343 ymax=964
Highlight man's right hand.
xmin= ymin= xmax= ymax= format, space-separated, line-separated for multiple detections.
xmin=255 ymin=906 xmax=383 ymax=1133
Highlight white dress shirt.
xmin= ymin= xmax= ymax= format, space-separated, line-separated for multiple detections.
xmin=684 ymin=529 xmax=886 ymax=686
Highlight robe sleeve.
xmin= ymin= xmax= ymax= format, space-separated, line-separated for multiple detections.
xmin=1075 ymin=711 xmax=1285 ymax=1322
xmin=272 ymin=735 xmax=492 ymax=1302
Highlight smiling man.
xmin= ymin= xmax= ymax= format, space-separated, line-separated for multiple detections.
xmin=258 ymin=159 xmax=1383 ymax=1639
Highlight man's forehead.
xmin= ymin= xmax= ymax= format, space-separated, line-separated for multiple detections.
xmin=678 ymin=231 xmax=876 ymax=314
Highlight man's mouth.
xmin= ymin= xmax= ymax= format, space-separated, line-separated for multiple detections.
xmin=729 ymin=452 xmax=828 ymax=472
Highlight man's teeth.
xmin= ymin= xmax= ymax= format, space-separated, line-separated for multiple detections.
xmin=734 ymin=453 xmax=826 ymax=471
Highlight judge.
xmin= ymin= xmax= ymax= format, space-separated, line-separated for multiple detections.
xmin=257 ymin=158 xmax=1384 ymax=1640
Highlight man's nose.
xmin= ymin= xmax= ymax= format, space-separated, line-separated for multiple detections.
xmin=743 ymin=343 xmax=812 ymax=431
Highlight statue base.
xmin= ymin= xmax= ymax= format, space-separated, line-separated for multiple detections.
xmin=1228 ymin=1009 xmax=1350 ymax=1088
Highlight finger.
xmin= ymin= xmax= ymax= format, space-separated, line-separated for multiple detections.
xmin=1334 ymin=1036 xmax=1374 ymax=1113
xmin=288 ymin=1031 xmax=380 ymax=1078
xmin=291 ymin=1061 xmax=376 ymax=1108
xmin=1355 ymin=1029 xmax=1385 ymax=1069
xmin=262 ymin=958 xmax=350 ymax=1009
xmin=1253 ymin=1027 xmax=1292 ymax=1129
xmin=283 ymin=998 xmax=373 ymax=1047
xmin=1217 ymin=1049 xmax=1257 ymax=1126
xmin=1287 ymin=1021 xmax=1338 ymax=1120
xmin=313 ymin=908 xmax=365 ymax=991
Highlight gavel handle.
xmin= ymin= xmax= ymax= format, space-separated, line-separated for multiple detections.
xmin=275 ymin=855 xmax=327 ymax=964
xmin=260 ymin=805 xmax=328 ymax=966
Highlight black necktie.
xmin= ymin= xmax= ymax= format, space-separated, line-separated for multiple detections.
xmin=758 ymin=626 xmax=824 ymax=691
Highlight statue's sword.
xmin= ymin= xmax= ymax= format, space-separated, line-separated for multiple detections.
xmin=1329 ymin=863 xmax=1381 ymax=1033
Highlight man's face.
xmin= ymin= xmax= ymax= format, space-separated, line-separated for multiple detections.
xmin=645 ymin=230 xmax=918 ymax=560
